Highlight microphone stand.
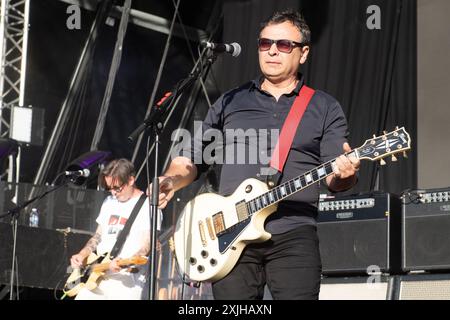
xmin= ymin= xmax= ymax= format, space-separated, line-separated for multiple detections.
xmin=128 ymin=48 xmax=219 ymax=300
xmin=0 ymin=178 xmax=72 ymax=300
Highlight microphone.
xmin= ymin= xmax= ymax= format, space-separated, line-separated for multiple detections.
xmin=64 ymin=168 xmax=90 ymax=177
xmin=202 ymin=41 xmax=241 ymax=57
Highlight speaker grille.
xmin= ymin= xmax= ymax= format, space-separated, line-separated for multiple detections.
xmin=399 ymin=279 xmax=450 ymax=299
xmin=0 ymin=223 xmax=91 ymax=289
xmin=403 ymin=213 xmax=450 ymax=271
xmin=318 ymin=219 xmax=389 ymax=274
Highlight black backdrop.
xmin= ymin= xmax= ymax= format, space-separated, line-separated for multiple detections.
xmin=211 ymin=0 xmax=417 ymax=195
xmin=21 ymin=0 xmax=416 ymax=198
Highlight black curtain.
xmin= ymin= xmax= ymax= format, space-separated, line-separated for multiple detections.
xmin=209 ymin=0 xmax=417 ymax=195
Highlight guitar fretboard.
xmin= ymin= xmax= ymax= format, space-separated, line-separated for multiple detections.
xmin=245 ymin=150 xmax=359 ymax=215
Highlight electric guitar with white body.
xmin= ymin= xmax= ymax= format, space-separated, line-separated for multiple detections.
xmin=174 ymin=127 xmax=411 ymax=282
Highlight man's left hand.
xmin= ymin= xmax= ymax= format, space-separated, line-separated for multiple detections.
xmin=333 ymin=142 xmax=360 ymax=179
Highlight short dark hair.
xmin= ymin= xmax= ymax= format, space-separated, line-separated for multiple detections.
xmin=98 ymin=158 xmax=136 ymax=189
xmin=260 ymin=9 xmax=311 ymax=45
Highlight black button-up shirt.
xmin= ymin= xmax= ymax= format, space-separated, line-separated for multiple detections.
xmin=187 ymin=75 xmax=349 ymax=234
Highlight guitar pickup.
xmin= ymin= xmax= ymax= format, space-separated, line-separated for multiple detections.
xmin=206 ymin=217 xmax=216 ymax=240
xmin=212 ymin=212 xmax=225 ymax=234
xmin=235 ymin=200 xmax=249 ymax=222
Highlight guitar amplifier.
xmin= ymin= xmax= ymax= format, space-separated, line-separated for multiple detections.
xmin=317 ymin=192 xmax=401 ymax=276
xmin=402 ymin=187 xmax=450 ymax=272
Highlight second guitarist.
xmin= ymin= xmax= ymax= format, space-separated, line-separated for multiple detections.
xmin=70 ymin=158 xmax=161 ymax=300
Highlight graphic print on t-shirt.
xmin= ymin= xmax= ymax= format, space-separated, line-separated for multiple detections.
xmin=107 ymin=215 xmax=128 ymax=235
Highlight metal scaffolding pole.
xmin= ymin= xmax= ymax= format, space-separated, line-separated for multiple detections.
xmin=90 ymin=0 xmax=132 ymax=151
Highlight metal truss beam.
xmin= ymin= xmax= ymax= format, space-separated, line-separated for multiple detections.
xmin=0 ymin=0 xmax=30 ymax=138
xmin=57 ymin=0 xmax=208 ymax=42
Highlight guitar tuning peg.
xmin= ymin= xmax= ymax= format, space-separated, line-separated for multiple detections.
xmin=373 ymin=134 xmax=377 ymax=139
xmin=380 ymin=158 xmax=386 ymax=166
xmin=403 ymin=151 xmax=408 ymax=159
xmin=383 ymin=130 xmax=388 ymax=135
xmin=395 ymin=126 xmax=399 ymax=130
xmin=391 ymin=154 xmax=398 ymax=162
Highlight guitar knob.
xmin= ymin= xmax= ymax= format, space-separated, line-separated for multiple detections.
xmin=391 ymin=155 xmax=398 ymax=162
xmin=245 ymin=185 xmax=253 ymax=193
xmin=197 ymin=265 xmax=205 ymax=273
xmin=380 ymin=159 xmax=386 ymax=166
xmin=403 ymin=151 xmax=408 ymax=159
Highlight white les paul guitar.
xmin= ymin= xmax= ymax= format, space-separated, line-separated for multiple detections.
xmin=174 ymin=127 xmax=411 ymax=282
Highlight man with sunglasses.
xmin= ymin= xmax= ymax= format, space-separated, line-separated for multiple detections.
xmin=70 ymin=158 xmax=159 ymax=299
xmin=153 ymin=9 xmax=359 ymax=299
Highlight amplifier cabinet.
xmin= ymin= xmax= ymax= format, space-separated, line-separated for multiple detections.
xmin=402 ymin=187 xmax=450 ymax=272
xmin=394 ymin=274 xmax=450 ymax=300
xmin=319 ymin=276 xmax=394 ymax=300
xmin=0 ymin=223 xmax=91 ymax=289
xmin=317 ymin=192 xmax=401 ymax=276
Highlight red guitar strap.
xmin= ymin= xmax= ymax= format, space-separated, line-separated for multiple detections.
xmin=269 ymin=85 xmax=315 ymax=172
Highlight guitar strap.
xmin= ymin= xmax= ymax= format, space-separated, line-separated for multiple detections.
xmin=269 ymin=85 xmax=315 ymax=173
xmin=109 ymin=193 xmax=147 ymax=259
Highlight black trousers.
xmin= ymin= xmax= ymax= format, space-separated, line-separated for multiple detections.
xmin=212 ymin=224 xmax=322 ymax=300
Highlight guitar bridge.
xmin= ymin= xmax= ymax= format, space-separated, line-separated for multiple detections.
xmin=198 ymin=220 xmax=207 ymax=247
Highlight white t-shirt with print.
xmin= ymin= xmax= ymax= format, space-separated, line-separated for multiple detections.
xmin=75 ymin=194 xmax=163 ymax=300
xmin=96 ymin=194 xmax=161 ymax=258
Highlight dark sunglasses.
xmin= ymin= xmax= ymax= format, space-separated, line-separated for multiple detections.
xmin=106 ymin=183 xmax=126 ymax=193
xmin=258 ymin=38 xmax=305 ymax=53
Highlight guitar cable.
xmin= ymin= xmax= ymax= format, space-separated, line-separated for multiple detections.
xmin=52 ymin=230 xmax=71 ymax=300
xmin=168 ymin=236 xmax=201 ymax=300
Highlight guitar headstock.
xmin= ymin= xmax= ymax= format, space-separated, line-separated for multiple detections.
xmin=356 ymin=127 xmax=411 ymax=163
